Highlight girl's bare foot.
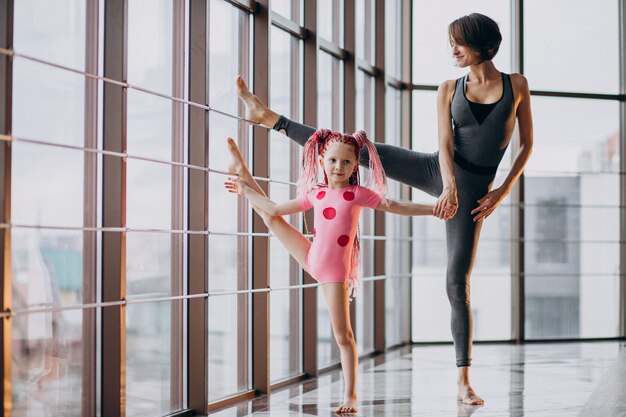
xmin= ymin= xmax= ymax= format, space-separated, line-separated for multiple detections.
xmin=457 ymin=384 xmax=484 ymax=405
xmin=235 ymin=75 xmax=279 ymax=127
xmin=226 ymin=137 xmax=246 ymax=177
xmin=335 ymin=396 xmax=358 ymax=414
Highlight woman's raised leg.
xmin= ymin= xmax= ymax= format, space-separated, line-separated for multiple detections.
xmin=236 ymin=76 xmax=442 ymax=196
xmin=322 ymin=282 xmax=358 ymax=414
xmin=226 ymin=137 xmax=311 ymax=268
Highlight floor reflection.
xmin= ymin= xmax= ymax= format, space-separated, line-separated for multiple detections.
xmin=212 ymin=341 xmax=624 ymax=417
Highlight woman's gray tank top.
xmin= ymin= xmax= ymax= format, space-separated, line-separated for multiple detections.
xmin=451 ymin=72 xmax=516 ymax=168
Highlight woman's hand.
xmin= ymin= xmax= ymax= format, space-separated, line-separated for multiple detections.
xmin=435 ymin=186 xmax=458 ymax=220
xmin=471 ymin=187 xmax=507 ymax=222
xmin=224 ymin=177 xmax=246 ymax=195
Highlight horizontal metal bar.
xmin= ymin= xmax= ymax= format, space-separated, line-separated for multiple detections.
xmin=0 ymin=47 xmax=267 ymax=127
xmin=270 ymin=11 xmax=307 ymax=39
xmin=3 ymin=270 xmax=621 ymax=318
xmin=6 ymin=223 xmax=623 ymax=244
xmin=411 ymin=81 xmax=625 ymax=101
xmin=223 ymin=0 xmax=257 ymax=14
xmin=1 ymin=133 xmax=297 ymax=186
xmin=530 ymin=90 xmax=625 ymax=101
xmin=386 ymin=76 xmax=408 ymax=90
xmin=318 ymin=37 xmax=348 ymax=60
xmin=357 ymin=58 xmax=379 ymax=77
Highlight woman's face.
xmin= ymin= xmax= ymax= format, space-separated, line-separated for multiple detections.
xmin=450 ymin=40 xmax=481 ymax=67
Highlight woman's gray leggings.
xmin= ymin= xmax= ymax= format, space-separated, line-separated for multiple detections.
xmin=274 ymin=116 xmax=496 ymax=367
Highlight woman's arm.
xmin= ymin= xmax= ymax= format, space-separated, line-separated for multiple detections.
xmin=471 ymin=74 xmax=534 ymax=222
xmin=224 ymin=177 xmax=304 ymax=216
xmin=435 ymin=80 xmax=458 ymax=220
xmin=376 ymin=199 xmax=435 ymax=216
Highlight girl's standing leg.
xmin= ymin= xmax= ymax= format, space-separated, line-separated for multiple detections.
xmin=322 ymin=282 xmax=358 ymax=414
xmin=226 ymin=138 xmax=311 ymax=268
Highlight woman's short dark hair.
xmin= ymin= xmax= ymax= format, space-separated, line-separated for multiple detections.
xmin=448 ymin=13 xmax=502 ymax=62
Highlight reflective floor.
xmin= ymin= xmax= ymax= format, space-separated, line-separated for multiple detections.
xmin=212 ymin=341 xmax=625 ymax=416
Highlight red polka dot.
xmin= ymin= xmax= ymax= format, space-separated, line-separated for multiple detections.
xmin=316 ymin=191 xmax=326 ymax=200
xmin=323 ymin=207 xmax=336 ymax=219
xmin=313 ymin=227 xmax=317 ymax=237
xmin=337 ymin=235 xmax=350 ymax=247
xmin=343 ymin=191 xmax=355 ymax=201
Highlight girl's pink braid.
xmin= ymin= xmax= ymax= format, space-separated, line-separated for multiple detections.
xmin=296 ymin=129 xmax=329 ymax=196
xmin=352 ymin=130 xmax=388 ymax=203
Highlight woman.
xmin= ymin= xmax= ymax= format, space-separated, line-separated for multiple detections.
xmin=235 ymin=13 xmax=533 ymax=405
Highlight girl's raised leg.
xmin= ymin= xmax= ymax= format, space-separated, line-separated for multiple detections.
xmin=322 ymin=282 xmax=358 ymax=414
xmin=226 ymin=137 xmax=311 ymax=268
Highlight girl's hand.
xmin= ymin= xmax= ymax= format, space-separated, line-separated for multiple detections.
xmin=471 ymin=187 xmax=506 ymax=222
xmin=435 ymin=186 xmax=458 ymax=220
xmin=224 ymin=177 xmax=245 ymax=195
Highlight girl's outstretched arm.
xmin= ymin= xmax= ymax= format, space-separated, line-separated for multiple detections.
xmin=375 ymin=199 xmax=436 ymax=217
xmin=224 ymin=177 xmax=303 ymax=216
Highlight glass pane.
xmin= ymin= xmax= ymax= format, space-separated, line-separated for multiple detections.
xmin=209 ymin=294 xmax=250 ymax=401
xmin=317 ymin=52 xmax=344 ymax=133
xmin=13 ymin=60 xmax=85 ymax=147
xmin=126 ymin=301 xmax=181 ymax=416
xmin=412 ymin=1 xmax=511 ymax=85
xmin=12 ymin=228 xmax=84 ymax=309
xmin=12 ymin=143 xmax=83 ymax=228
xmin=524 ymin=97 xmax=620 ymax=339
xmin=385 ymin=88 xmax=409 ymax=347
xmin=385 ymin=0 xmax=401 ymax=79
xmin=14 ymin=0 xmax=85 ymax=68
xmin=355 ymin=0 xmax=375 ymax=63
xmin=126 ymin=159 xmax=171 ymax=230
xmin=269 ymin=26 xmax=302 ymax=381
xmin=127 ymin=89 xmax=172 ymax=160
xmin=126 ymin=232 xmax=172 ymax=297
xmin=317 ymin=0 xmax=344 ymax=46
xmin=209 ymin=1 xmax=248 ymax=111
xmin=128 ymin=0 xmax=173 ymax=95
xmin=524 ymin=0 xmax=619 ymax=94
xmin=12 ymin=309 xmax=84 ymax=416
xmin=355 ymin=71 xmax=375 ymax=133
xmin=271 ymin=0 xmax=291 ymax=19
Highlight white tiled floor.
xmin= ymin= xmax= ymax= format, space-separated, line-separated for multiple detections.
xmin=212 ymin=341 xmax=626 ymax=416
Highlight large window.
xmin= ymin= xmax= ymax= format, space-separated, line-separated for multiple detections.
xmin=3 ymin=1 xmax=623 ymax=416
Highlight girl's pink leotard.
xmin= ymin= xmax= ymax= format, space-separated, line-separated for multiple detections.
xmin=297 ymin=185 xmax=381 ymax=284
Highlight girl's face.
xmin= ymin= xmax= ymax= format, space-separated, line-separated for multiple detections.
xmin=320 ymin=141 xmax=358 ymax=188
xmin=450 ymin=40 xmax=481 ymax=67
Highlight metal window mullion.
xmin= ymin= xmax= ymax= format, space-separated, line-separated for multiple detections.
xmin=82 ymin=0 xmax=99 ymax=416
xmin=373 ymin=0 xmax=386 ymax=353
xmin=302 ymin=0 xmax=317 ymax=378
xmin=252 ymin=0 xmax=271 ymax=395
xmin=400 ymin=0 xmax=412 ymax=345
xmin=170 ymin=0 xmax=185 ymax=410
xmin=287 ymin=25 xmax=301 ymax=376
xmin=510 ymin=0 xmax=525 ymax=344
xmin=617 ymin=1 xmax=626 ymax=337
xmin=187 ymin=0 xmax=209 ymax=412
xmin=236 ymin=2 xmax=251 ymax=398
xmin=101 ymin=0 xmax=128 ymax=415
xmin=344 ymin=0 xmax=357 ymax=346
xmin=0 ymin=1 xmax=12 ymax=415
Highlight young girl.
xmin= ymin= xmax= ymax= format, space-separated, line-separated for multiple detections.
xmin=224 ymin=129 xmax=437 ymax=414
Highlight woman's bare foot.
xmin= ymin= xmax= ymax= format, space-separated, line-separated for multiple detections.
xmin=457 ymin=384 xmax=484 ymax=405
xmin=235 ymin=75 xmax=279 ymax=127
xmin=335 ymin=396 xmax=358 ymax=414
